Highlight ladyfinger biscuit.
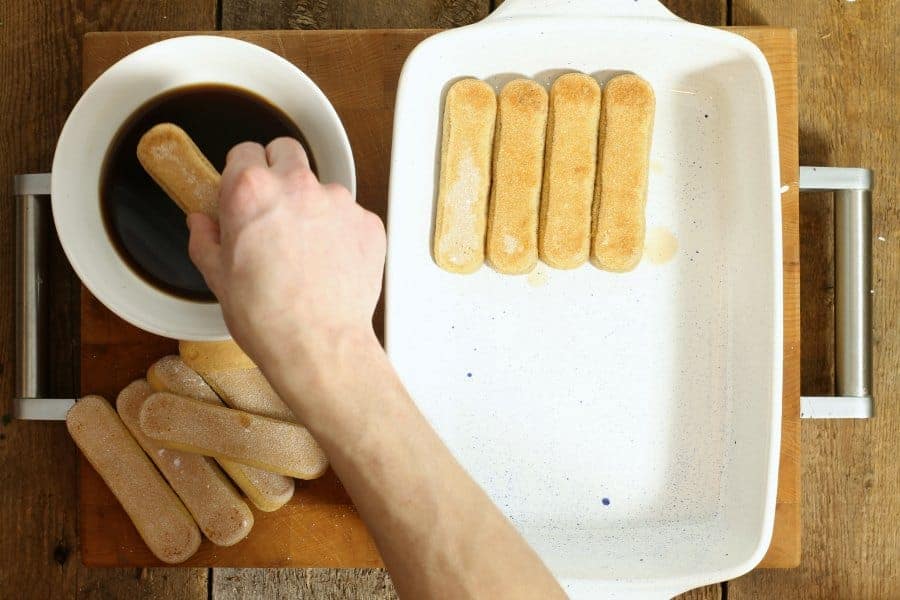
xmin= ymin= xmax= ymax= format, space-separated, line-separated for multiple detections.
xmin=179 ymin=340 xmax=296 ymax=422
xmin=433 ymin=78 xmax=497 ymax=273
xmin=486 ymin=79 xmax=548 ymax=274
xmin=140 ymin=393 xmax=329 ymax=480
xmin=117 ymin=380 xmax=253 ymax=547
xmin=147 ymin=355 xmax=295 ymax=512
xmin=137 ymin=123 xmax=220 ymax=218
xmin=591 ymin=74 xmax=656 ymax=272
xmin=539 ymin=73 xmax=602 ymax=269
xmin=66 ymin=395 xmax=201 ymax=563
xmin=178 ymin=340 xmax=255 ymax=372
xmin=148 ymin=355 xmax=221 ymax=404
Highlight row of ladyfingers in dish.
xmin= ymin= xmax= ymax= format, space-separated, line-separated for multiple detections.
xmin=67 ymin=344 xmax=327 ymax=563
xmin=433 ymin=72 xmax=655 ymax=275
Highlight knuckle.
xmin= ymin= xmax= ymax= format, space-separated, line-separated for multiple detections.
xmin=227 ymin=141 xmax=264 ymax=163
xmin=323 ymin=182 xmax=353 ymax=202
xmin=187 ymin=238 xmax=202 ymax=264
xmin=364 ymin=209 xmax=382 ymax=227
xmin=292 ymin=167 xmax=319 ymax=188
xmin=363 ymin=210 xmax=385 ymax=236
xmin=235 ymin=165 xmax=270 ymax=192
xmin=268 ymin=136 xmax=301 ymax=152
xmin=222 ymin=167 xmax=271 ymax=218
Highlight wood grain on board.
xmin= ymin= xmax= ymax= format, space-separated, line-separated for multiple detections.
xmin=222 ymin=0 xmax=490 ymax=29
xmin=0 ymin=2 xmax=213 ymax=599
xmin=731 ymin=26 xmax=802 ymax=569
xmin=730 ymin=1 xmax=900 ymax=597
xmin=78 ymin=27 xmax=799 ymax=585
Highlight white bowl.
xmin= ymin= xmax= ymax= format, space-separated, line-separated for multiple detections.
xmin=52 ymin=35 xmax=355 ymax=341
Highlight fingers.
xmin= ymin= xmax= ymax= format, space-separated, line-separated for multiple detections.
xmin=266 ymin=137 xmax=310 ymax=174
xmin=187 ymin=213 xmax=224 ymax=293
xmin=226 ymin=141 xmax=268 ymax=171
xmin=221 ymin=142 xmax=267 ymax=201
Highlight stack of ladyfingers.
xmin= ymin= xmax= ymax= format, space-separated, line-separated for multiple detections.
xmin=67 ymin=350 xmax=327 ymax=564
xmin=434 ymin=73 xmax=655 ymax=275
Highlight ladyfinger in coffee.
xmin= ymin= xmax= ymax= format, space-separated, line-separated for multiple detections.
xmin=137 ymin=123 xmax=220 ymax=218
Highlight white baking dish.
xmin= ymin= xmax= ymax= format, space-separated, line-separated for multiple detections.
xmin=385 ymin=1 xmax=782 ymax=597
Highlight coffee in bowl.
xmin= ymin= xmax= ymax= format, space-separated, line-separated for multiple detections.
xmin=100 ymin=83 xmax=314 ymax=302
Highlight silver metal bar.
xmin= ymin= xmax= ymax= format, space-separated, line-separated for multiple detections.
xmin=12 ymin=172 xmax=72 ymax=421
xmin=834 ymin=188 xmax=872 ymax=398
xmin=798 ymin=166 xmax=874 ymax=419
xmin=14 ymin=177 xmax=49 ymax=403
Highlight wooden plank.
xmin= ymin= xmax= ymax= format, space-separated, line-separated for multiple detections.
xmin=679 ymin=587 xmax=722 ymax=600
xmin=222 ymin=0 xmax=489 ymax=29
xmin=0 ymin=1 xmax=215 ymax=598
xmin=493 ymin=0 xmax=725 ymax=26
xmin=221 ymin=0 xmax=724 ymax=30
xmin=215 ymin=576 xmax=720 ymax=600
xmin=212 ymin=569 xmax=396 ymax=600
xmin=731 ymin=26 xmax=802 ymax=569
xmin=729 ymin=1 xmax=900 ymax=598
xmin=660 ymin=1 xmax=725 ymax=25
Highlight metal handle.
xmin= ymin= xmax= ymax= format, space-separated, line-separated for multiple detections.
xmin=12 ymin=173 xmax=74 ymax=420
xmin=798 ymin=167 xmax=874 ymax=419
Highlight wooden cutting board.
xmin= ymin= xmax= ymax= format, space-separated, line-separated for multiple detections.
xmin=79 ymin=28 xmax=800 ymax=568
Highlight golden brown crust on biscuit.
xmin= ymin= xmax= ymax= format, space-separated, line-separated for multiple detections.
xmin=178 ymin=340 xmax=256 ymax=373
xmin=539 ymin=74 xmax=601 ymax=269
xmin=591 ymin=74 xmax=655 ymax=272
xmin=433 ymin=79 xmax=497 ymax=274
xmin=486 ymin=79 xmax=548 ymax=274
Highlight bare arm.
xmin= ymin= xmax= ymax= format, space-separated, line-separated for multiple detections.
xmin=187 ymin=138 xmax=565 ymax=599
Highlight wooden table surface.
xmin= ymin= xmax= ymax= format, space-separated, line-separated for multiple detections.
xmin=0 ymin=1 xmax=896 ymax=598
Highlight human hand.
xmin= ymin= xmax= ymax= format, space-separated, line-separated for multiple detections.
xmin=187 ymin=138 xmax=386 ymax=377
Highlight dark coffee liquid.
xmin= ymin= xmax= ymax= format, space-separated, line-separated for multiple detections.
xmin=100 ymin=84 xmax=309 ymax=302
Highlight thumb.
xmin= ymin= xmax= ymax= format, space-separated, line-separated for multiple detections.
xmin=187 ymin=213 xmax=223 ymax=293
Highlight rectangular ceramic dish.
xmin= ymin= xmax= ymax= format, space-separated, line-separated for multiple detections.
xmin=386 ymin=1 xmax=782 ymax=596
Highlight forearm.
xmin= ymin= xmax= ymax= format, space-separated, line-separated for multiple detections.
xmin=259 ymin=330 xmax=565 ymax=599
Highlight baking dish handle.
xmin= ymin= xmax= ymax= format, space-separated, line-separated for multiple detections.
xmin=486 ymin=0 xmax=682 ymax=22
xmin=798 ymin=166 xmax=874 ymax=419
xmin=11 ymin=173 xmax=75 ymax=421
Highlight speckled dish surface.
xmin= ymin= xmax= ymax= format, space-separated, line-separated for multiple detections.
xmin=386 ymin=1 xmax=782 ymax=597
